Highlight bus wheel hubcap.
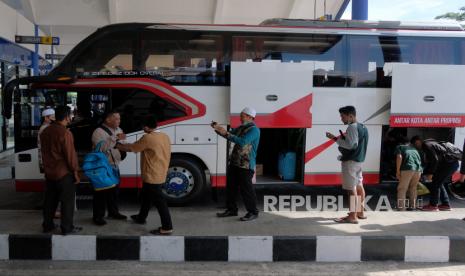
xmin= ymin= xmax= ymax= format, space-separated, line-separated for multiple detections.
xmin=163 ymin=166 xmax=195 ymax=198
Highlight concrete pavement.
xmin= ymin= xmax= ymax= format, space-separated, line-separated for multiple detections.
xmin=1 ymin=261 xmax=465 ymax=276
xmin=0 ymin=208 xmax=465 ymax=236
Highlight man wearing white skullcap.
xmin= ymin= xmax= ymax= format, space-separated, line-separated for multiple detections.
xmin=37 ymin=107 xmax=60 ymax=218
xmin=211 ymin=107 xmax=260 ymax=221
xmin=38 ymin=108 xmax=55 ymax=171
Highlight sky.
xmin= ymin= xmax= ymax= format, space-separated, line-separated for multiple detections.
xmin=341 ymin=0 xmax=465 ymax=21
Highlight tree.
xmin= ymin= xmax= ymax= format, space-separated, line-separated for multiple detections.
xmin=435 ymin=6 xmax=465 ymax=21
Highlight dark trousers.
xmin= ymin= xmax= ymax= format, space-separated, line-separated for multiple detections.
xmin=429 ymin=161 xmax=459 ymax=206
xmin=138 ymin=183 xmax=173 ymax=230
xmin=42 ymin=174 xmax=75 ymax=233
xmin=226 ymin=165 xmax=258 ymax=214
xmin=93 ymin=186 xmax=120 ymax=220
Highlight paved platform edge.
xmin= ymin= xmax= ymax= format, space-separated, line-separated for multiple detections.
xmin=2 ymin=235 xmax=465 ymax=262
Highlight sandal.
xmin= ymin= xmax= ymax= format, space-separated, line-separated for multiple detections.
xmin=334 ymin=216 xmax=359 ymax=224
xmin=149 ymin=227 xmax=173 ymax=235
xmin=347 ymin=212 xmax=367 ymax=219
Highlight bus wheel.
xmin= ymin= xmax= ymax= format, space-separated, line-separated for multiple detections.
xmin=162 ymin=157 xmax=206 ymax=206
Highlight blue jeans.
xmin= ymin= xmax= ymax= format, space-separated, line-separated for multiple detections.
xmin=429 ymin=161 xmax=459 ymax=206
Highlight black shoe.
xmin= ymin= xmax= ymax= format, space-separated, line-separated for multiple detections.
xmin=62 ymin=226 xmax=83 ymax=235
xmin=130 ymin=214 xmax=146 ymax=224
xmin=93 ymin=218 xmax=107 ymax=226
xmin=108 ymin=213 xmax=127 ymax=220
xmin=240 ymin=212 xmax=258 ymax=221
xmin=43 ymin=223 xmax=58 ymax=233
xmin=216 ymin=210 xmax=238 ymax=217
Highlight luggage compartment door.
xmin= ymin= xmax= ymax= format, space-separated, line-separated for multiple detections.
xmin=230 ymin=61 xmax=313 ymax=128
xmin=390 ymin=64 xmax=465 ymax=127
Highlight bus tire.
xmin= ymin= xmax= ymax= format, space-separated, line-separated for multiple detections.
xmin=162 ymin=156 xmax=206 ymax=206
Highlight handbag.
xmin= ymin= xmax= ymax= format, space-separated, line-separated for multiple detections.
xmin=417 ymin=182 xmax=430 ymax=196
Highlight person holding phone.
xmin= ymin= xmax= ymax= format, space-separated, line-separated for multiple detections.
xmin=211 ymin=107 xmax=261 ymax=221
xmin=326 ymin=106 xmax=369 ymax=224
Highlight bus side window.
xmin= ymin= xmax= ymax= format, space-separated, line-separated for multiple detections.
xmin=112 ymin=88 xmax=187 ymax=134
xmin=348 ymin=35 xmax=385 ymax=88
xmin=73 ymin=30 xmax=135 ymax=74
xmin=14 ymin=88 xmax=66 ymax=153
xmin=141 ymin=29 xmax=226 ymax=85
xmin=232 ymin=34 xmax=348 ymax=87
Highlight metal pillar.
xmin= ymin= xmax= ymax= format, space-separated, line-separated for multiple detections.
xmin=352 ymin=0 xmax=368 ymax=20
xmin=31 ymin=24 xmax=39 ymax=76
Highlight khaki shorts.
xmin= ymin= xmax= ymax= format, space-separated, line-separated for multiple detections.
xmin=341 ymin=161 xmax=363 ymax=190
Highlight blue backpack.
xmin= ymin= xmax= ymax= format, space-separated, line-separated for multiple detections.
xmin=82 ymin=141 xmax=119 ymax=191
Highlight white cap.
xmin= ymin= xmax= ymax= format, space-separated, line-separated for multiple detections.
xmin=241 ymin=107 xmax=256 ymax=118
xmin=42 ymin=108 xmax=55 ymax=117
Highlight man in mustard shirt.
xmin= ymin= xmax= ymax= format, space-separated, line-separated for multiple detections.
xmin=116 ymin=116 xmax=173 ymax=235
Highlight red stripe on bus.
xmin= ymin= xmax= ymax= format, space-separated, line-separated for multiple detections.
xmin=390 ymin=115 xmax=465 ymax=127
xmin=305 ymin=139 xmax=336 ymax=163
xmin=231 ymin=94 xmax=312 ymax=128
xmin=304 ymin=133 xmax=346 ymax=163
xmin=452 ymin=171 xmax=462 ymax=183
xmin=304 ymin=173 xmax=380 ymax=186
xmin=210 ymin=175 xmax=227 ymax=188
xmin=119 ymin=176 xmax=143 ymax=188
xmin=16 ymin=176 xmax=143 ymax=191
xmin=16 ymin=180 xmax=45 ymax=192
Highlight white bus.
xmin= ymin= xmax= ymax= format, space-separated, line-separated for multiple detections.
xmin=4 ymin=20 xmax=465 ymax=204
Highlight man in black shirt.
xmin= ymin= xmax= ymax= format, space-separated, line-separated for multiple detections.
xmin=412 ymin=136 xmax=460 ymax=211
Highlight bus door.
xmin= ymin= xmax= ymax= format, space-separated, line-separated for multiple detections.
xmin=14 ymin=86 xmax=69 ymax=191
xmin=390 ymin=64 xmax=465 ymax=128
xmin=230 ymin=61 xmax=313 ymax=128
xmin=230 ymin=61 xmax=313 ymax=184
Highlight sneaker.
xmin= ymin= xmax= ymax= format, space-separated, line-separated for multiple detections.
xmin=130 ymin=214 xmax=146 ymax=224
xmin=216 ymin=210 xmax=238 ymax=217
xmin=149 ymin=227 xmax=174 ymax=236
xmin=108 ymin=213 xmax=127 ymax=220
xmin=240 ymin=212 xmax=258 ymax=221
xmin=421 ymin=204 xmax=439 ymax=211
xmin=93 ymin=218 xmax=107 ymax=226
xmin=62 ymin=226 xmax=83 ymax=235
xmin=438 ymin=204 xmax=452 ymax=211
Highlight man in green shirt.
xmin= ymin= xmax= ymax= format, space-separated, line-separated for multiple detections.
xmin=395 ymin=136 xmax=422 ymax=210
xmin=326 ymin=106 xmax=368 ymax=224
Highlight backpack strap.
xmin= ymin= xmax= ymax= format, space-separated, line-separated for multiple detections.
xmin=99 ymin=125 xmax=113 ymax=136
xmin=98 ymin=124 xmax=126 ymax=163
xmin=94 ymin=141 xmax=105 ymax=152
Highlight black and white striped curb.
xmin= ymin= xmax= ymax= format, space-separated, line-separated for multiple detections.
xmin=1 ymin=234 xmax=465 ymax=262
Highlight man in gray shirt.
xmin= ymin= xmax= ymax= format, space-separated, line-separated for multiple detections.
xmin=91 ymin=111 xmax=127 ymax=226
xmin=326 ymin=106 xmax=369 ymax=224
